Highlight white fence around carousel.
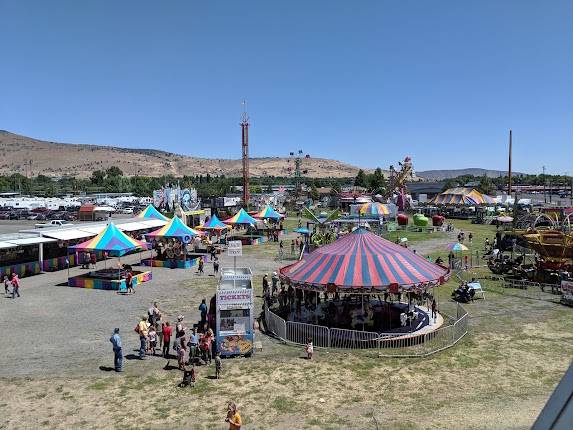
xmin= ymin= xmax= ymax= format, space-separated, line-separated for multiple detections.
xmin=264 ymin=302 xmax=469 ymax=357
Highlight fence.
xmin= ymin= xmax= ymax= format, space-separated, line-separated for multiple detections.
xmin=264 ymin=302 xmax=469 ymax=357
xmin=477 ymin=277 xmax=563 ymax=303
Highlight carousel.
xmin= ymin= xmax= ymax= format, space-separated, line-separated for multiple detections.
xmin=67 ymin=222 xmax=151 ymax=291
xmin=143 ymin=217 xmax=204 ymax=269
xmin=277 ymin=228 xmax=450 ymax=335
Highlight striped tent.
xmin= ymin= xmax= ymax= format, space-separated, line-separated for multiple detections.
xmin=255 ymin=205 xmax=282 ymax=220
xmin=70 ymin=222 xmax=149 ymax=257
xmin=359 ymin=202 xmax=391 ymax=217
xmin=135 ymin=205 xmax=169 ymax=221
xmin=224 ymin=208 xmax=258 ymax=226
xmin=279 ymin=228 xmax=449 ymax=291
xmin=146 ymin=217 xmax=202 ymax=242
xmin=430 ymin=187 xmax=494 ymax=205
xmin=196 ymin=214 xmax=230 ymax=232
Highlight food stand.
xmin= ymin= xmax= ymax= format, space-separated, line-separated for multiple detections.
xmin=216 ymin=267 xmax=254 ymax=357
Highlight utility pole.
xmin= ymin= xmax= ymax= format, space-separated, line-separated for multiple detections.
xmin=542 ymin=166 xmax=546 ymax=204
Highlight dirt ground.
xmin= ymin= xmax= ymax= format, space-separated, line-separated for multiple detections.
xmin=1 ymin=220 xmax=572 ymax=429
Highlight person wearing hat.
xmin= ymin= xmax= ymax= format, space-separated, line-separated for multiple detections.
xmin=271 ymin=272 xmax=279 ymax=297
xmin=109 ymin=328 xmax=123 ymax=372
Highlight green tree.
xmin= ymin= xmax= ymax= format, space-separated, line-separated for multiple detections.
xmin=369 ymin=167 xmax=387 ymax=193
xmin=354 ymin=169 xmax=367 ymax=188
xmin=106 ymin=166 xmax=123 ymax=177
xmin=478 ymin=175 xmax=495 ymax=195
xmin=310 ymin=185 xmax=319 ymax=201
xmin=90 ymin=170 xmax=106 ymax=186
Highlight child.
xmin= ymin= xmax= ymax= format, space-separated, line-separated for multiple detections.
xmin=305 ymin=337 xmax=314 ymax=360
xmin=148 ymin=326 xmax=157 ymax=355
xmin=4 ymin=275 xmax=10 ymax=295
xmin=126 ymin=270 xmax=134 ymax=295
xmin=215 ymin=352 xmax=222 ymax=379
xmin=177 ymin=340 xmax=187 ymax=370
xmin=179 ymin=364 xmax=196 ymax=388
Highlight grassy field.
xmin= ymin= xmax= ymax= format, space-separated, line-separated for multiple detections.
xmin=1 ymin=219 xmax=572 ymax=429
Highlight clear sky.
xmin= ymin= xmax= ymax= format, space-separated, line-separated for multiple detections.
xmin=1 ymin=1 xmax=571 ymax=174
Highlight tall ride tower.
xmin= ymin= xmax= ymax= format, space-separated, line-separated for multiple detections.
xmin=241 ymin=101 xmax=250 ymax=208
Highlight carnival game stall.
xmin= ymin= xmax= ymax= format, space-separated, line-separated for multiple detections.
xmin=276 ymin=228 xmax=450 ymax=337
xmin=224 ymin=209 xmax=265 ymax=245
xmin=195 ymin=214 xmax=230 ymax=254
xmin=143 ymin=217 xmax=204 ymax=269
xmin=255 ymin=205 xmax=285 ymax=241
xmin=67 ymin=223 xmax=151 ymax=291
xmin=216 ymin=267 xmax=255 ymax=357
xmin=135 ymin=204 xmax=169 ymax=221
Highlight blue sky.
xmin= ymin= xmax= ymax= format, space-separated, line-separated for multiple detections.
xmin=1 ymin=1 xmax=571 ymax=174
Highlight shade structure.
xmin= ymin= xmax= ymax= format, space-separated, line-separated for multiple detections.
xmin=494 ymin=216 xmax=514 ymax=223
xmin=146 ymin=217 xmax=202 ymax=242
xmin=70 ymin=222 xmax=149 ymax=257
xmin=430 ymin=188 xmax=494 ymax=205
xmin=255 ymin=205 xmax=282 ymax=220
xmin=135 ymin=205 xmax=169 ymax=221
xmin=294 ymin=227 xmax=310 ymax=235
xmin=359 ymin=202 xmax=390 ymax=217
xmin=196 ymin=214 xmax=230 ymax=232
xmin=279 ymin=228 xmax=449 ymax=291
xmin=224 ymin=208 xmax=258 ymax=226
xmin=446 ymin=242 xmax=469 ymax=252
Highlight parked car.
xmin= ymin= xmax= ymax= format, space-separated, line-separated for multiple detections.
xmin=121 ymin=207 xmax=135 ymax=214
xmin=0 ymin=213 xmax=10 ymax=220
xmin=35 ymin=219 xmax=74 ymax=228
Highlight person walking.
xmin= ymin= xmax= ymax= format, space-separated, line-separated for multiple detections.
xmin=198 ymin=299 xmax=208 ymax=325
xmin=198 ymin=257 xmax=204 ymax=274
xmin=431 ymin=298 xmax=437 ymax=322
xmin=162 ymin=321 xmax=172 ymax=358
xmin=136 ymin=316 xmax=149 ymax=359
xmin=305 ymin=337 xmax=314 ymax=360
xmin=126 ymin=270 xmax=134 ymax=295
xmin=262 ymin=274 xmax=269 ymax=297
xmin=11 ymin=273 xmax=20 ymax=299
xmin=213 ymin=257 xmax=220 ymax=275
xmin=271 ymin=272 xmax=279 ymax=297
xmin=4 ymin=275 xmax=11 ymax=295
xmin=109 ymin=328 xmax=123 ymax=372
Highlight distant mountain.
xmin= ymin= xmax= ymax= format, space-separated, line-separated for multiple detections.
xmin=416 ymin=168 xmax=521 ymax=181
xmin=0 ymin=131 xmax=370 ymax=179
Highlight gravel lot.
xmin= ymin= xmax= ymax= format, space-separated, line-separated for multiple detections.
xmin=0 ymin=243 xmax=279 ymax=378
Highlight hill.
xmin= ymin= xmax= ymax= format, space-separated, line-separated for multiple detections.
xmin=416 ymin=168 xmax=521 ymax=181
xmin=0 ymin=131 xmax=367 ymax=179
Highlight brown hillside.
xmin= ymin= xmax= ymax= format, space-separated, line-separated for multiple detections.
xmin=0 ymin=131 xmax=372 ymax=179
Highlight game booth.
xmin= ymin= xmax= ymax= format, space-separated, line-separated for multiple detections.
xmin=195 ymin=214 xmax=230 ymax=254
xmin=254 ymin=205 xmax=285 ymax=240
xmin=135 ymin=204 xmax=169 ymax=222
xmin=67 ymin=223 xmax=152 ymax=291
xmin=274 ymin=228 xmax=451 ymax=344
xmin=224 ymin=209 xmax=266 ymax=246
xmin=215 ymin=267 xmax=255 ymax=357
xmin=142 ymin=216 xmax=204 ymax=269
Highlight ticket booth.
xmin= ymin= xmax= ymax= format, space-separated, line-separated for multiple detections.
xmin=216 ymin=267 xmax=254 ymax=357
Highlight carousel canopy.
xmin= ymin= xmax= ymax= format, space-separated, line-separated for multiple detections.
xmin=430 ymin=187 xmax=494 ymax=205
xmin=224 ymin=208 xmax=258 ymax=226
xmin=135 ymin=205 xmax=169 ymax=221
xmin=146 ymin=217 xmax=202 ymax=241
xmin=69 ymin=222 xmax=149 ymax=257
xmin=255 ymin=205 xmax=282 ymax=220
xmin=279 ymin=228 xmax=449 ymax=291
xmin=359 ymin=202 xmax=390 ymax=217
xmin=196 ymin=214 xmax=230 ymax=231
